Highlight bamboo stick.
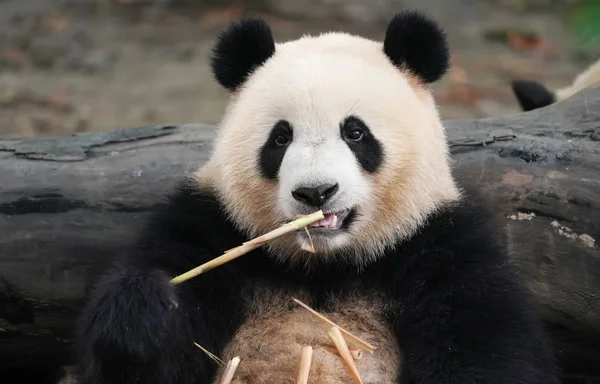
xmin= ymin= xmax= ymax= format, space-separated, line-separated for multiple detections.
xmin=328 ymin=327 xmax=363 ymax=384
xmin=170 ymin=211 xmax=324 ymax=285
xmin=296 ymin=345 xmax=313 ymax=384
xmin=218 ymin=356 xmax=241 ymax=384
xmin=243 ymin=211 xmax=324 ymax=246
xmin=193 ymin=342 xmax=224 ymax=366
xmin=321 ymin=345 xmax=363 ymax=360
xmin=301 ymin=227 xmax=316 ymax=253
xmin=291 ymin=298 xmax=376 ymax=353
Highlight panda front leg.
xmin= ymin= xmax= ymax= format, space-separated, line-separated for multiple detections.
xmin=75 ymin=257 xmax=236 ymax=384
xmin=395 ymin=263 xmax=559 ymax=384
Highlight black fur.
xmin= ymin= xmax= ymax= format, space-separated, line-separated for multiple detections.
xmin=75 ymin=180 xmax=559 ymax=384
xmin=383 ymin=11 xmax=450 ymax=83
xmin=210 ymin=18 xmax=276 ymax=91
xmin=511 ymin=80 xmax=556 ymax=111
xmin=341 ymin=115 xmax=383 ymax=173
xmin=259 ymin=120 xmax=293 ymax=179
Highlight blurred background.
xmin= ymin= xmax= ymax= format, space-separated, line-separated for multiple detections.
xmin=0 ymin=0 xmax=599 ymax=138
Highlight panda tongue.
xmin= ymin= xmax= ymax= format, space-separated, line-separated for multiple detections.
xmin=309 ymin=214 xmax=334 ymax=228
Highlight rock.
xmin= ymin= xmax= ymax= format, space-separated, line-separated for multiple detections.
xmin=21 ymin=27 xmax=97 ymax=71
xmin=0 ymin=46 xmax=28 ymax=68
xmin=27 ymin=35 xmax=69 ymax=68
xmin=579 ymin=234 xmax=596 ymax=249
xmin=3 ymin=29 xmax=34 ymax=50
xmin=69 ymin=30 xmax=95 ymax=51
xmin=78 ymin=50 xmax=116 ymax=73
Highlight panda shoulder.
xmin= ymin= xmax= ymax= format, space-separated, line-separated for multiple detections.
xmin=414 ymin=190 xmax=508 ymax=265
xmin=136 ymin=177 xmax=245 ymax=257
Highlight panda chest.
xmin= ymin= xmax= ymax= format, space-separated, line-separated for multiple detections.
xmin=217 ymin=284 xmax=403 ymax=384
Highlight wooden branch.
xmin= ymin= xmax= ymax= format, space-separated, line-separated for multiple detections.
xmin=1 ymin=85 xmax=600 ymax=383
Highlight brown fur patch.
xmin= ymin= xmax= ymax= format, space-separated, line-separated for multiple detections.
xmin=214 ymin=286 xmax=402 ymax=384
xmin=55 ymin=366 xmax=77 ymax=384
xmin=405 ymin=72 xmax=427 ymax=96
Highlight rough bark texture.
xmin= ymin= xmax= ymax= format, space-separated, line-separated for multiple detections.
xmin=1 ymin=85 xmax=599 ymax=383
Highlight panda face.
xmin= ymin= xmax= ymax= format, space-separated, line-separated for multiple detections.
xmin=202 ymin=13 xmax=461 ymax=267
xmin=246 ymin=48 xmax=408 ymax=252
xmin=262 ymin=117 xmax=380 ymax=251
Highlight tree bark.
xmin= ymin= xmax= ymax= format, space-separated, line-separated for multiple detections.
xmin=1 ymin=85 xmax=599 ymax=382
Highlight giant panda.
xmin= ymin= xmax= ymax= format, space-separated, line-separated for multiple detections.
xmin=75 ymin=10 xmax=559 ymax=384
xmin=512 ymin=56 xmax=600 ymax=111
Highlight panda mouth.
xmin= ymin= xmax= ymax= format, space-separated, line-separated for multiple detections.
xmin=306 ymin=208 xmax=352 ymax=231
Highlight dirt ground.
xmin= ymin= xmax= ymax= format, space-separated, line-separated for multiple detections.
xmin=0 ymin=0 xmax=597 ymax=138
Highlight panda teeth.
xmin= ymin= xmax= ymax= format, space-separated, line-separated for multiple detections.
xmin=329 ymin=214 xmax=338 ymax=228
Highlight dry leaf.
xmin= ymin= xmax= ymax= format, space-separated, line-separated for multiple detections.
xmin=435 ymin=85 xmax=493 ymax=107
xmin=506 ymin=31 xmax=555 ymax=57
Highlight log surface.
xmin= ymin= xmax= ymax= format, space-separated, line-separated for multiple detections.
xmin=1 ymin=85 xmax=599 ymax=382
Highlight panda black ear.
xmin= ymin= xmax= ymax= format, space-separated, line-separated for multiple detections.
xmin=210 ymin=17 xmax=276 ymax=91
xmin=383 ymin=11 xmax=449 ymax=83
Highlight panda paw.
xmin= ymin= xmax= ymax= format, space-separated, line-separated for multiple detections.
xmin=78 ymin=267 xmax=184 ymax=362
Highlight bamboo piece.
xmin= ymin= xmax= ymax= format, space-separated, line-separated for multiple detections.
xmin=301 ymin=227 xmax=316 ymax=253
xmin=170 ymin=211 xmax=324 ymax=284
xmin=291 ymin=298 xmax=376 ymax=353
xmin=296 ymin=345 xmax=313 ymax=384
xmin=242 ymin=211 xmax=324 ymax=247
xmin=218 ymin=356 xmax=241 ymax=384
xmin=328 ymin=327 xmax=363 ymax=384
xmin=193 ymin=342 xmax=224 ymax=366
xmin=321 ymin=345 xmax=363 ymax=361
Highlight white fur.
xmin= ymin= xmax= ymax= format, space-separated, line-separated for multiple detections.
xmin=555 ymin=57 xmax=600 ymax=101
xmin=196 ymin=32 xmax=461 ymax=267
xmin=277 ymin=130 xmax=372 ymax=250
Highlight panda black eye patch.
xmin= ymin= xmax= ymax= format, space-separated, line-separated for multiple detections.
xmin=259 ymin=120 xmax=293 ymax=179
xmin=341 ymin=115 xmax=383 ymax=173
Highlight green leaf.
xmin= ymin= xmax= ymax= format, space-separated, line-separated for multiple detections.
xmin=568 ymin=0 xmax=600 ymax=49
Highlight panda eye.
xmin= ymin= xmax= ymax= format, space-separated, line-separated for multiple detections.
xmin=274 ymin=133 xmax=291 ymax=146
xmin=341 ymin=115 xmax=369 ymax=144
xmin=346 ymin=129 xmax=364 ymax=142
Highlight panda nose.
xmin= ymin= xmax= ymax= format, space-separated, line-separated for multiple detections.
xmin=292 ymin=183 xmax=339 ymax=207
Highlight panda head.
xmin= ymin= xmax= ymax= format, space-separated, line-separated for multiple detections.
xmin=199 ymin=11 xmax=462 ymax=268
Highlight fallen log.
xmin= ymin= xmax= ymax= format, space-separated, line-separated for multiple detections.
xmin=0 ymin=84 xmax=599 ymax=383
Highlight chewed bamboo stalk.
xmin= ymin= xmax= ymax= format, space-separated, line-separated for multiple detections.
xmin=321 ymin=345 xmax=363 ymax=360
xmin=193 ymin=342 xmax=224 ymax=366
xmin=243 ymin=211 xmax=324 ymax=246
xmin=170 ymin=211 xmax=324 ymax=285
xmin=301 ymin=227 xmax=316 ymax=253
xmin=218 ymin=356 xmax=241 ymax=384
xmin=296 ymin=345 xmax=313 ymax=384
xmin=328 ymin=327 xmax=363 ymax=384
xmin=291 ymin=298 xmax=376 ymax=353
